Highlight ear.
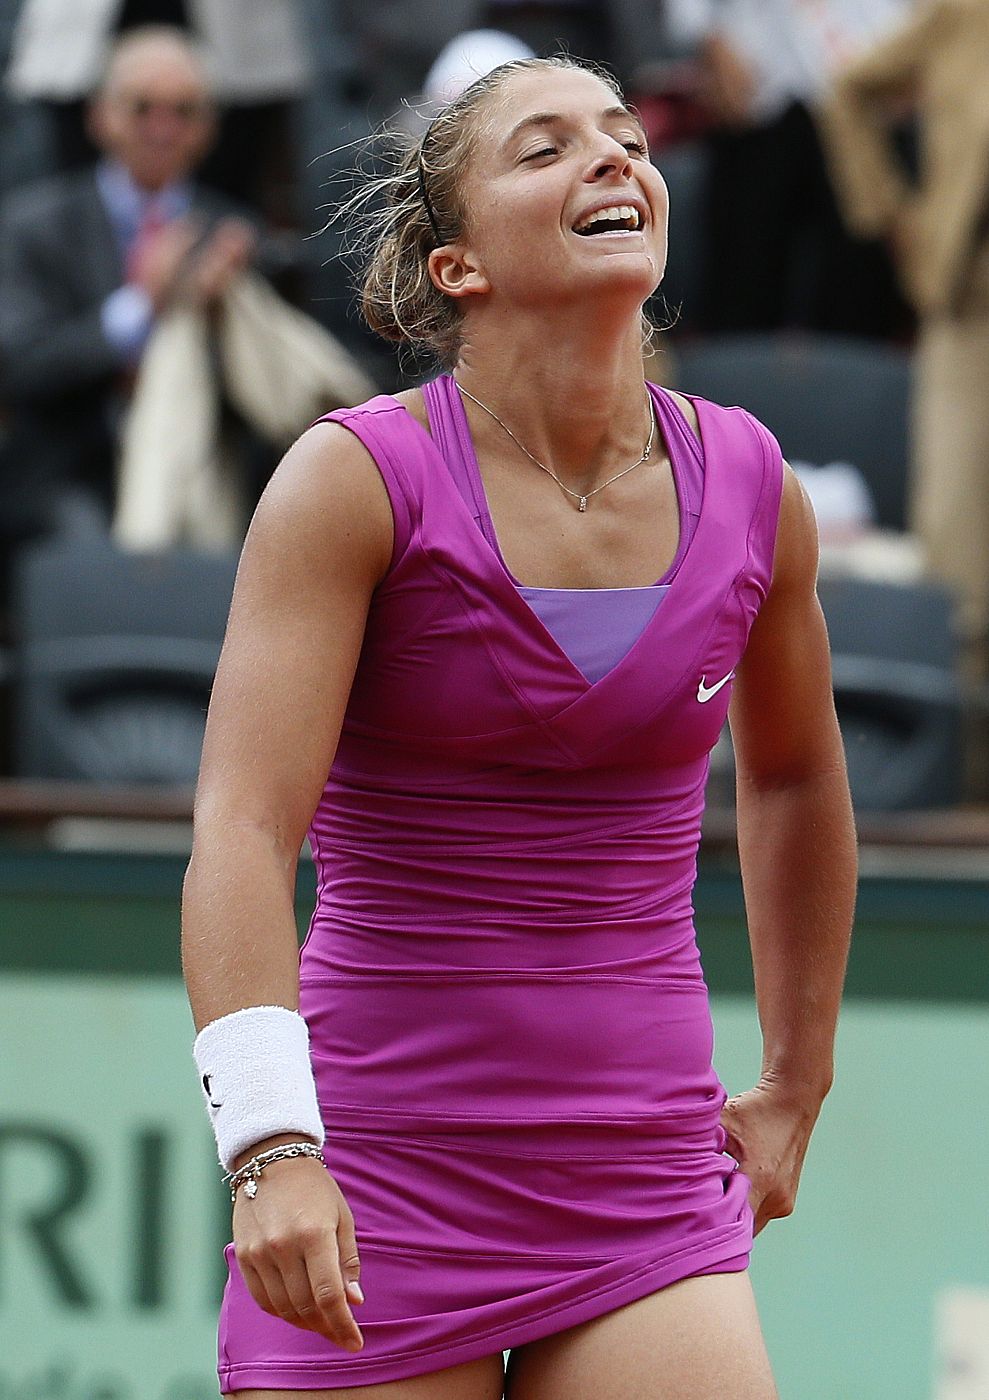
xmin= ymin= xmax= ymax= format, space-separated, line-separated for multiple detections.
xmin=428 ymin=246 xmax=491 ymax=300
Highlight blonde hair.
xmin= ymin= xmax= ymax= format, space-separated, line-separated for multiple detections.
xmin=328 ymin=55 xmax=658 ymax=368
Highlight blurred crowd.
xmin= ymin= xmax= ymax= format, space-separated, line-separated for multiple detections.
xmin=0 ymin=0 xmax=987 ymax=800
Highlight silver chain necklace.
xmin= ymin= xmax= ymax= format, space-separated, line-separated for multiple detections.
xmin=454 ymin=380 xmax=656 ymax=513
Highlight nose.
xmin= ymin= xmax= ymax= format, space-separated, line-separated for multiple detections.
xmin=146 ymin=112 xmax=182 ymax=142
xmin=586 ymin=133 xmax=634 ymax=183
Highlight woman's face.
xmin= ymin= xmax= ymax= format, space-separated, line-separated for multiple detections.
xmin=450 ymin=67 xmax=668 ymax=317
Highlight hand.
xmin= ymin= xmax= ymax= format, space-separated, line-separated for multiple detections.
xmin=130 ymin=216 xmax=203 ymax=310
xmin=720 ymin=1080 xmax=823 ymax=1234
xmin=186 ymin=218 xmax=257 ymax=307
xmin=232 ymin=1146 xmax=365 ymax=1349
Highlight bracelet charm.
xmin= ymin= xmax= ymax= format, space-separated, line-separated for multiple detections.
xmin=225 ymin=1140 xmax=325 ymax=1203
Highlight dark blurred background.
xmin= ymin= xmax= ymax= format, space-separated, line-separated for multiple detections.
xmin=2 ymin=0 xmax=988 ymax=821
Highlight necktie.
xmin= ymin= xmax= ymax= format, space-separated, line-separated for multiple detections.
xmin=126 ymin=199 xmax=168 ymax=283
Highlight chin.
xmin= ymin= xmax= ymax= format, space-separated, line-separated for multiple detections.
xmin=582 ymin=257 xmax=661 ymax=300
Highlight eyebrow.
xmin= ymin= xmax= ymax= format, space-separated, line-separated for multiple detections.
xmin=501 ymin=106 xmax=647 ymax=150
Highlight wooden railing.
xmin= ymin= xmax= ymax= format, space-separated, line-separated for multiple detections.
xmin=1 ymin=779 xmax=987 ymax=853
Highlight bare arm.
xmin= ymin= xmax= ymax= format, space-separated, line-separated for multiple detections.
xmin=182 ymin=421 xmax=392 ymax=1027
xmin=181 ymin=419 xmax=392 ymax=1347
xmin=724 ymin=465 xmax=857 ymax=1231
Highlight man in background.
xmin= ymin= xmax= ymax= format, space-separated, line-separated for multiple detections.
xmin=0 ymin=25 xmax=257 ymax=548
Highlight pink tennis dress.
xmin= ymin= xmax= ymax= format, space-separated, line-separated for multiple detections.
xmin=217 ymin=378 xmax=784 ymax=1389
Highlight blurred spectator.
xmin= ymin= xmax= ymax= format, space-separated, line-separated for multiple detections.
xmin=423 ymin=27 xmax=537 ymax=107
xmin=665 ymin=0 xmax=916 ymax=338
xmin=0 ymin=25 xmax=375 ymax=561
xmin=5 ymin=0 xmax=309 ymax=225
xmin=821 ymin=0 xmax=989 ymax=682
xmin=395 ymin=27 xmax=537 ymax=135
xmin=334 ymin=2 xmax=672 ymax=120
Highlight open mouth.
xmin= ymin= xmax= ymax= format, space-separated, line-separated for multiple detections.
xmin=572 ymin=205 xmax=643 ymax=236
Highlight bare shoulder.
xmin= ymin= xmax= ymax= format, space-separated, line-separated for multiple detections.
xmin=769 ymin=462 xmax=819 ymax=598
xmin=244 ymin=418 xmax=395 ymax=589
xmin=664 ymin=388 xmax=701 ymax=444
xmin=391 ymin=386 xmax=431 ymax=436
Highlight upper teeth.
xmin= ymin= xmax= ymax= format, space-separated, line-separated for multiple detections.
xmin=575 ymin=205 xmax=641 ymax=233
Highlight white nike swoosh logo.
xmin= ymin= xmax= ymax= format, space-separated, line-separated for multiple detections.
xmin=697 ymin=670 xmax=735 ymax=703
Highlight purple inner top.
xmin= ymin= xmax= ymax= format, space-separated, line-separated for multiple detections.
xmin=516 ymin=584 xmax=668 ymax=684
xmin=424 ymin=376 xmax=705 ymax=683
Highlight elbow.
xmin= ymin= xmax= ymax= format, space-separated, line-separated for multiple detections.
xmin=189 ymin=801 xmax=304 ymax=876
xmin=735 ymin=750 xmax=852 ymax=797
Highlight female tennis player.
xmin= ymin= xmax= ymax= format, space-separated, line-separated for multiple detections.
xmin=182 ymin=54 xmax=856 ymax=1400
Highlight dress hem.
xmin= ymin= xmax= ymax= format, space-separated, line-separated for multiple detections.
xmin=217 ymin=1229 xmax=751 ymax=1391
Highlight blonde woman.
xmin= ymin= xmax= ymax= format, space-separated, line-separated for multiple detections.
xmin=182 ymin=54 xmax=856 ymax=1400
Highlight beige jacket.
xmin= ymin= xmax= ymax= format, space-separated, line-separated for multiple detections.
xmin=819 ymin=0 xmax=989 ymax=314
xmin=113 ymin=272 xmax=378 ymax=551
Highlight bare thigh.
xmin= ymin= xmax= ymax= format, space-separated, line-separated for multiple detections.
xmin=504 ymin=1273 xmax=777 ymax=1400
xmin=230 ymin=1353 xmax=505 ymax=1400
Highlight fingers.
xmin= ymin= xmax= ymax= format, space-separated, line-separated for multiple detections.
xmin=720 ymin=1098 xmax=745 ymax=1163
xmin=337 ymin=1200 xmax=364 ymax=1305
xmin=211 ymin=216 xmax=257 ymax=263
xmin=136 ymin=217 xmax=202 ymax=303
xmin=188 ymin=230 xmax=252 ymax=305
xmin=239 ymin=1256 xmax=279 ymax=1318
xmin=752 ymin=1192 xmax=791 ymax=1235
xmin=237 ymin=1235 xmax=363 ymax=1346
xmin=140 ymin=217 xmax=254 ymax=308
xmin=233 ymin=1172 xmax=365 ymax=1350
xmin=303 ymin=1235 xmax=364 ymax=1349
xmin=721 ymin=1094 xmax=796 ymax=1235
xmin=253 ymin=1254 xmax=312 ymax=1330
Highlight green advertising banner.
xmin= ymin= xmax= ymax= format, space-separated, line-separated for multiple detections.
xmin=3 ymin=974 xmax=989 ymax=1400
xmin=1 ymin=977 xmax=222 ymax=1400
xmin=2 ymin=855 xmax=988 ymax=1400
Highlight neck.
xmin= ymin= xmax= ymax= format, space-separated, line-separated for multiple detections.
xmin=103 ymin=157 xmax=177 ymax=198
xmin=454 ymin=300 xmax=654 ymax=491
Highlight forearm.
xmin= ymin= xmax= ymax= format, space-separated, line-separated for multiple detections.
xmin=817 ymin=85 xmax=913 ymax=240
xmin=735 ymin=765 xmax=857 ymax=1106
xmin=181 ymin=818 xmax=305 ymax=1031
xmin=817 ymin=6 xmax=936 ymax=240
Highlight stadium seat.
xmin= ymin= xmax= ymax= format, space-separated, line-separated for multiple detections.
xmin=672 ymin=333 xmax=913 ymax=529
xmin=9 ymin=537 xmax=238 ymax=783
xmin=710 ymin=577 xmax=963 ymax=811
xmin=817 ymin=576 xmax=963 ymax=810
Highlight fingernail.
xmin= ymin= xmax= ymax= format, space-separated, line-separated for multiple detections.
xmin=346 ymin=1280 xmax=364 ymax=1303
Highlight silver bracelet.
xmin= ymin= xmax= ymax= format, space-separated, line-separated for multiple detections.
xmin=224 ymin=1141 xmax=325 ymax=1203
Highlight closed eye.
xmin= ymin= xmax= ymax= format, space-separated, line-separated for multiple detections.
xmin=522 ymin=140 xmax=648 ymax=162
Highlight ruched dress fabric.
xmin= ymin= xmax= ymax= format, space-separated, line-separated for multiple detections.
xmin=217 ymin=379 xmax=784 ymax=1390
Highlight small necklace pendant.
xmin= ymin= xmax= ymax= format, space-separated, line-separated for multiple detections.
xmin=578 ymin=496 xmax=587 ymax=512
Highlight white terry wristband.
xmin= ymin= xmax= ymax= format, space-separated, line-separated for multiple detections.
xmin=193 ymin=1005 xmax=325 ymax=1171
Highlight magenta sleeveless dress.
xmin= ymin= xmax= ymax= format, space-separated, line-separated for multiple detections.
xmin=217 ymin=378 xmax=784 ymax=1390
